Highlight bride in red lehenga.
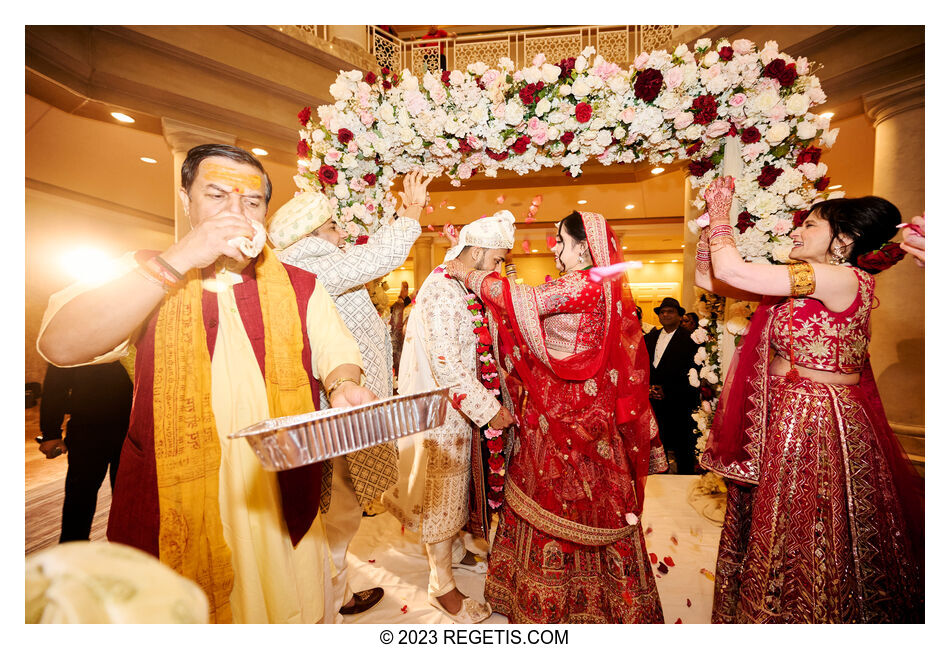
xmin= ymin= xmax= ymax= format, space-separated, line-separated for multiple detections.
xmin=446 ymin=211 xmax=666 ymax=624
xmin=697 ymin=177 xmax=924 ymax=623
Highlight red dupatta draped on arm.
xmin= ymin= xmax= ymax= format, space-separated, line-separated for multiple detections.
xmin=468 ymin=213 xmax=663 ymax=542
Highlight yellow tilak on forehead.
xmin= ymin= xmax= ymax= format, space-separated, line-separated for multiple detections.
xmin=202 ymin=163 xmax=263 ymax=193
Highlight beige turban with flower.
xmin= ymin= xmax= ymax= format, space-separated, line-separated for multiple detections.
xmin=443 ymin=210 xmax=517 ymax=262
xmin=266 ymin=191 xmax=333 ymax=251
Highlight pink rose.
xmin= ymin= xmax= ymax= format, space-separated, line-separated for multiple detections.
xmin=796 ymin=56 xmax=809 ymax=75
xmin=665 ymin=67 xmax=683 ymax=89
xmin=458 ymin=162 xmax=473 ymax=179
xmin=769 ymin=103 xmax=787 ymax=121
xmin=729 ymin=93 xmax=747 ymax=107
xmin=773 ymin=218 xmax=793 ymax=235
xmin=705 ymin=120 xmax=731 ymax=138
xmin=347 ymin=141 xmax=359 ymax=153
xmin=532 ymin=52 xmax=546 ymax=66
xmin=527 ymin=116 xmax=542 ymax=131
xmin=741 ymin=142 xmax=768 ymax=159
xmin=326 ymin=150 xmax=342 ymax=163
xmin=732 ymin=39 xmax=754 ymax=55
xmin=634 ymin=52 xmax=650 ymax=70
xmin=621 ymin=107 xmax=637 ymax=123
xmin=492 ymin=102 xmax=507 ymax=118
xmin=673 ymin=112 xmax=694 ymax=129
xmin=360 ymin=111 xmax=374 ymax=126
xmin=482 ymin=70 xmax=500 ymax=86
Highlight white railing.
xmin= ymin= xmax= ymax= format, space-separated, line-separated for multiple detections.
xmin=367 ymin=25 xmax=677 ymax=77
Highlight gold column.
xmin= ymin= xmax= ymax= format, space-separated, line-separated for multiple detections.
xmin=862 ymin=75 xmax=925 ymax=465
xmin=413 ymin=236 xmax=435 ymax=292
xmin=162 ymin=117 xmax=236 ymax=241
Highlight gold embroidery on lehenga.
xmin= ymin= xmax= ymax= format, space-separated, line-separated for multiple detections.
xmin=584 ymin=379 xmax=597 ymax=396
xmin=597 ymin=439 xmax=611 ymax=459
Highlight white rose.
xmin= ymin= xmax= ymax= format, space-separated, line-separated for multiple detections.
xmin=575 ymin=55 xmax=588 ymax=72
xmin=522 ymin=67 xmax=542 ymax=84
xmin=785 ymin=94 xmax=809 ymax=116
xmin=293 ymin=175 xmax=310 ymax=191
xmin=725 ymin=315 xmax=750 ymax=336
xmin=470 ymin=104 xmax=488 ymax=123
xmin=571 ymin=78 xmax=591 ymax=98
xmin=691 ymin=328 xmax=708 ymax=344
xmin=772 ymin=243 xmax=794 ymax=263
xmin=821 ymin=127 xmax=839 ymax=148
xmin=785 ymin=192 xmax=806 ymax=208
xmin=334 ymin=183 xmax=350 ymax=200
xmin=698 ymin=317 xmax=709 ymax=327
xmin=596 ymin=130 xmax=612 ymax=147
xmin=674 ymin=43 xmax=690 ymax=58
xmin=688 ymin=368 xmax=701 ymax=388
xmin=535 ymin=98 xmax=552 ymax=115
xmin=703 ymin=51 xmax=719 ymax=66
xmin=796 ymin=120 xmax=817 ymax=140
xmin=695 ymin=38 xmax=712 ymax=51
xmin=751 ymin=88 xmax=780 ymax=115
xmin=467 ymin=61 xmax=488 ymax=76
xmin=541 ymin=63 xmax=561 ymax=84
xmin=504 ymin=100 xmax=525 ymax=125
xmin=764 ymin=122 xmax=790 ymax=144
xmin=499 ymin=57 xmax=514 ymax=70
xmin=558 ymin=84 xmax=572 ymax=97
xmin=694 ymin=347 xmax=708 ymax=364
xmin=683 ymin=124 xmax=703 ymax=140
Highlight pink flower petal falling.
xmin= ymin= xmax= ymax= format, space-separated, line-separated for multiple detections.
xmin=496 ymin=194 xmax=505 ymax=204
xmin=522 ymin=240 xmax=531 ymax=253
xmin=590 ymin=261 xmax=642 ymax=283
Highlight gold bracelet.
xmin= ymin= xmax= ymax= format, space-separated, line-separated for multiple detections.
xmin=788 ymin=262 xmax=816 ymax=296
xmin=326 ymin=376 xmax=360 ymax=397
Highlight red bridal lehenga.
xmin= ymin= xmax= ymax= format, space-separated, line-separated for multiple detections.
xmin=701 ymin=267 xmax=924 ymax=623
xmin=463 ymin=212 xmax=667 ymax=624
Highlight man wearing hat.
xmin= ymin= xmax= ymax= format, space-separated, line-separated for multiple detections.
xmin=383 ymin=210 xmax=516 ymax=623
xmin=644 ymin=297 xmax=701 ymax=474
xmin=269 ymin=170 xmax=431 ymax=619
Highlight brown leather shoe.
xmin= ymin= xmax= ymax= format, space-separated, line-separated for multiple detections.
xmin=339 ymin=587 xmax=384 ymax=615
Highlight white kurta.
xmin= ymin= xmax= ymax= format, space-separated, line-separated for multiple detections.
xmin=382 ymin=269 xmax=500 ymax=543
xmin=37 ymin=257 xmax=364 ymax=623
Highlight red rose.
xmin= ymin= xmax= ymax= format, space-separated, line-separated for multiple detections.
xmin=519 ymin=82 xmax=543 ymax=106
xmin=487 ymin=473 xmax=505 ymax=488
xmin=815 ymin=176 xmax=830 ymax=191
xmin=297 ymin=106 xmax=312 ymax=126
xmin=792 ymin=210 xmax=809 ymax=228
xmin=756 ymin=164 xmax=783 ymax=187
xmin=762 ymin=59 xmax=787 ymax=81
xmin=777 ymin=63 xmax=798 ymax=87
xmin=510 ymin=135 xmax=531 ymax=155
xmin=633 ymin=68 xmax=664 ymax=102
xmin=488 ymin=455 xmax=505 ymax=472
xmin=796 ymin=146 xmax=822 ymax=166
xmin=318 ymin=164 xmax=338 ymax=185
xmin=392 ymin=74 xmax=400 ymax=87
xmin=740 ymin=126 xmax=761 ymax=144
xmin=467 ymin=303 xmax=481 ymax=311
xmin=718 ymin=46 xmax=734 ymax=61
xmin=382 ymin=80 xmax=392 ymax=90
xmin=364 ymin=71 xmax=377 ymax=84
xmin=856 ymin=241 xmax=906 ymax=273
xmin=354 ymin=235 xmax=369 ymax=245
xmin=381 ymin=67 xmax=391 ymax=76
xmin=337 ymin=128 xmax=354 ymax=144
xmin=736 ymin=211 xmax=755 ymax=234
xmin=486 ymin=148 xmax=509 ymax=161
xmin=487 ymin=437 xmax=504 ymax=453
xmin=363 ymin=173 xmax=377 ymax=186
xmin=688 ymin=157 xmax=714 ymax=177
xmin=478 ymin=329 xmax=493 ymax=345
xmin=457 ymin=137 xmax=473 ymax=153
xmin=297 ymin=139 xmax=310 ymax=158
xmin=575 ymin=102 xmax=592 ymax=123
xmin=728 ymin=122 xmax=739 ymax=136
xmin=441 ymin=70 xmax=451 ymax=85
xmin=685 ymin=141 xmax=702 ymax=156
xmin=691 ymin=94 xmax=718 ymax=125
xmin=700 ymin=384 xmax=714 ymax=400
xmin=560 ymin=131 xmax=575 ymax=146
xmin=484 ymin=362 xmax=497 ymax=373
xmin=558 ymin=57 xmax=576 ymax=79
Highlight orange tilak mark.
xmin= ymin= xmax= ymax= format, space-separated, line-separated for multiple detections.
xmin=203 ymin=163 xmax=262 ymax=191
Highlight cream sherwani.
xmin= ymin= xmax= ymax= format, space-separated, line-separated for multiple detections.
xmin=37 ymin=254 xmax=363 ymax=623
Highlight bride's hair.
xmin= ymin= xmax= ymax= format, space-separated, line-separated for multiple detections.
xmin=807 ymin=196 xmax=901 ymax=271
xmin=559 ymin=211 xmax=587 ymax=243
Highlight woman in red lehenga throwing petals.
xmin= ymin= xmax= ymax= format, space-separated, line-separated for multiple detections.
xmin=696 ymin=177 xmax=923 ymax=623
xmin=445 ymin=211 xmax=666 ymax=624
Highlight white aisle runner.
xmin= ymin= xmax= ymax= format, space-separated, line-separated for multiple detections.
xmin=340 ymin=475 xmax=722 ymax=624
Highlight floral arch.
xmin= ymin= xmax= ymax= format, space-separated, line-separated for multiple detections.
xmin=293 ymin=36 xmax=843 ymax=454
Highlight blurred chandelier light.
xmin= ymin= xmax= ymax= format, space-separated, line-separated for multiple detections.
xmin=651 ymin=167 xmax=664 ymax=175
xmin=140 ymin=157 xmax=157 ymax=164
xmin=110 ymin=112 xmax=135 ymax=123
xmin=61 ymin=247 xmax=116 ymax=284
xmin=251 ymin=148 xmax=268 ymax=156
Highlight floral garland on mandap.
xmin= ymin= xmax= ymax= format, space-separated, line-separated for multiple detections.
xmin=688 ymin=290 xmax=725 ymax=459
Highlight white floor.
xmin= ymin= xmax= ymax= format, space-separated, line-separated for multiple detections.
xmin=340 ymin=474 xmax=722 ymax=624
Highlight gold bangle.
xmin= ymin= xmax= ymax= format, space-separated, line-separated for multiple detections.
xmin=788 ymin=262 xmax=816 ymax=296
xmin=326 ymin=376 xmax=360 ymax=397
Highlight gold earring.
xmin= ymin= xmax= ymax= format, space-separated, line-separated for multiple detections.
xmin=831 ymin=245 xmax=846 ymax=265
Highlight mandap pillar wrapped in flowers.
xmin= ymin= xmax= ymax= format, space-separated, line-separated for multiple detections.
xmin=293 ymin=37 xmax=850 ymax=461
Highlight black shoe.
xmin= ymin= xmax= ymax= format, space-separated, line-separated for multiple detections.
xmin=339 ymin=587 xmax=384 ymax=615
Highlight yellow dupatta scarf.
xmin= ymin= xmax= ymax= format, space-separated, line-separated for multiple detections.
xmin=152 ymin=245 xmax=315 ymax=623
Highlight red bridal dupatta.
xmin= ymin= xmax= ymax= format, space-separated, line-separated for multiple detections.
xmin=472 ymin=213 xmax=663 ymax=543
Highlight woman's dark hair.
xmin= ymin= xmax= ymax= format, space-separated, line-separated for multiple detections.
xmin=558 ymin=211 xmax=588 ymax=243
xmin=807 ymin=196 xmax=901 ymax=273
xmin=180 ymin=143 xmax=273 ymax=205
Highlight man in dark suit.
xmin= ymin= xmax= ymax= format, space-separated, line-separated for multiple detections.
xmin=644 ymin=297 xmax=700 ymax=474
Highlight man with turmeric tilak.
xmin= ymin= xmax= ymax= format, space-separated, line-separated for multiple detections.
xmin=37 ymin=144 xmax=373 ymax=623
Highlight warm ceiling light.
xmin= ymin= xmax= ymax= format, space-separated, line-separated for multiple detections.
xmin=61 ymin=247 xmax=116 ymax=283
xmin=828 ymin=184 xmax=842 ymax=190
xmin=447 ymin=205 xmax=456 ymax=210
xmin=622 ymin=246 xmax=628 ymax=250
xmin=651 ymin=167 xmax=664 ymax=175
xmin=624 ymin=204 xmax=635 ymax=210
xmin=139 ymin=157 xmax=157 ymax=164
xmin=672 ymin=259 xmax=679 ymax=262
xmin=251 ymin=148 xmax=268 ymax=156
xmin=681 ymin=244 xmax=685 ymax=248
xmin=577 ymin=200 xmax=588 ymax=205
xmin=110 ymin=112 xmax=135 ymax=123
xmin=649 ymin=260 xmax=655 ymax=263
xmin=531 ymin=249 xmax=538 ymax=253
xmin=820 ymin=112 xmax=834 ymax=119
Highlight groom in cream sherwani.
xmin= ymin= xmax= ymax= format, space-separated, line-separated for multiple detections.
xmin=383 ymin=211 xmax=515 ymax=624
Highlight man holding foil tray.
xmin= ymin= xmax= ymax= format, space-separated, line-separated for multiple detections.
xmin=37 ymin=144 xmax=375 ymax=624
xmin=270 ymin=170 xmax=433 ymax=619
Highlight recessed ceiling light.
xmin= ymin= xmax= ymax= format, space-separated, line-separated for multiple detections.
xmin=681 ymin=244 xmax=685 ymax=248
xmin=251 ymin=148 xmax=268 ymax=156
xmin=820 ymin=112 xmax=834 ymax=119
xmin=139 ymin=157 xmax=157 ymax=164
xmin=110 ymin=112 xmax=135 ymax=123
xmin=624 ymin=204 xmax=635 ymax=210
xmin=531 ymin=249 xmax=538 ymax=253
xmin=672 ymin=259 xmax=679 ymax=262
xmin=622 ymin=246 xmax=628 ymax=250
xmin=577 ymin=200 xmax=587 ymax=205
xmin=828 ymin=184 xmax=842 ymax=190
xmin=651 ymin=167 xmax=664 ymax=175
xmin=447 ymin=205 xmax=456 ymax=210
xmin=649 ymin=260 xmax=655 ymax=263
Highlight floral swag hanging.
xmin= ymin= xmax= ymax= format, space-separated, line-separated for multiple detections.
xmin=294 ymin=36 xmax=845 ymax=459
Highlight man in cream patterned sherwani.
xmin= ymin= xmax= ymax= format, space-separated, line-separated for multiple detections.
xmin=269 ymin=171 xmax=432 ymax=619
xmin=383 ymin=211 xmax=516 ymax=624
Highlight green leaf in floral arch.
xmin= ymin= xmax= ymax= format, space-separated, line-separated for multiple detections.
xmin=771 ymin=143 xmax=790 ymax=158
